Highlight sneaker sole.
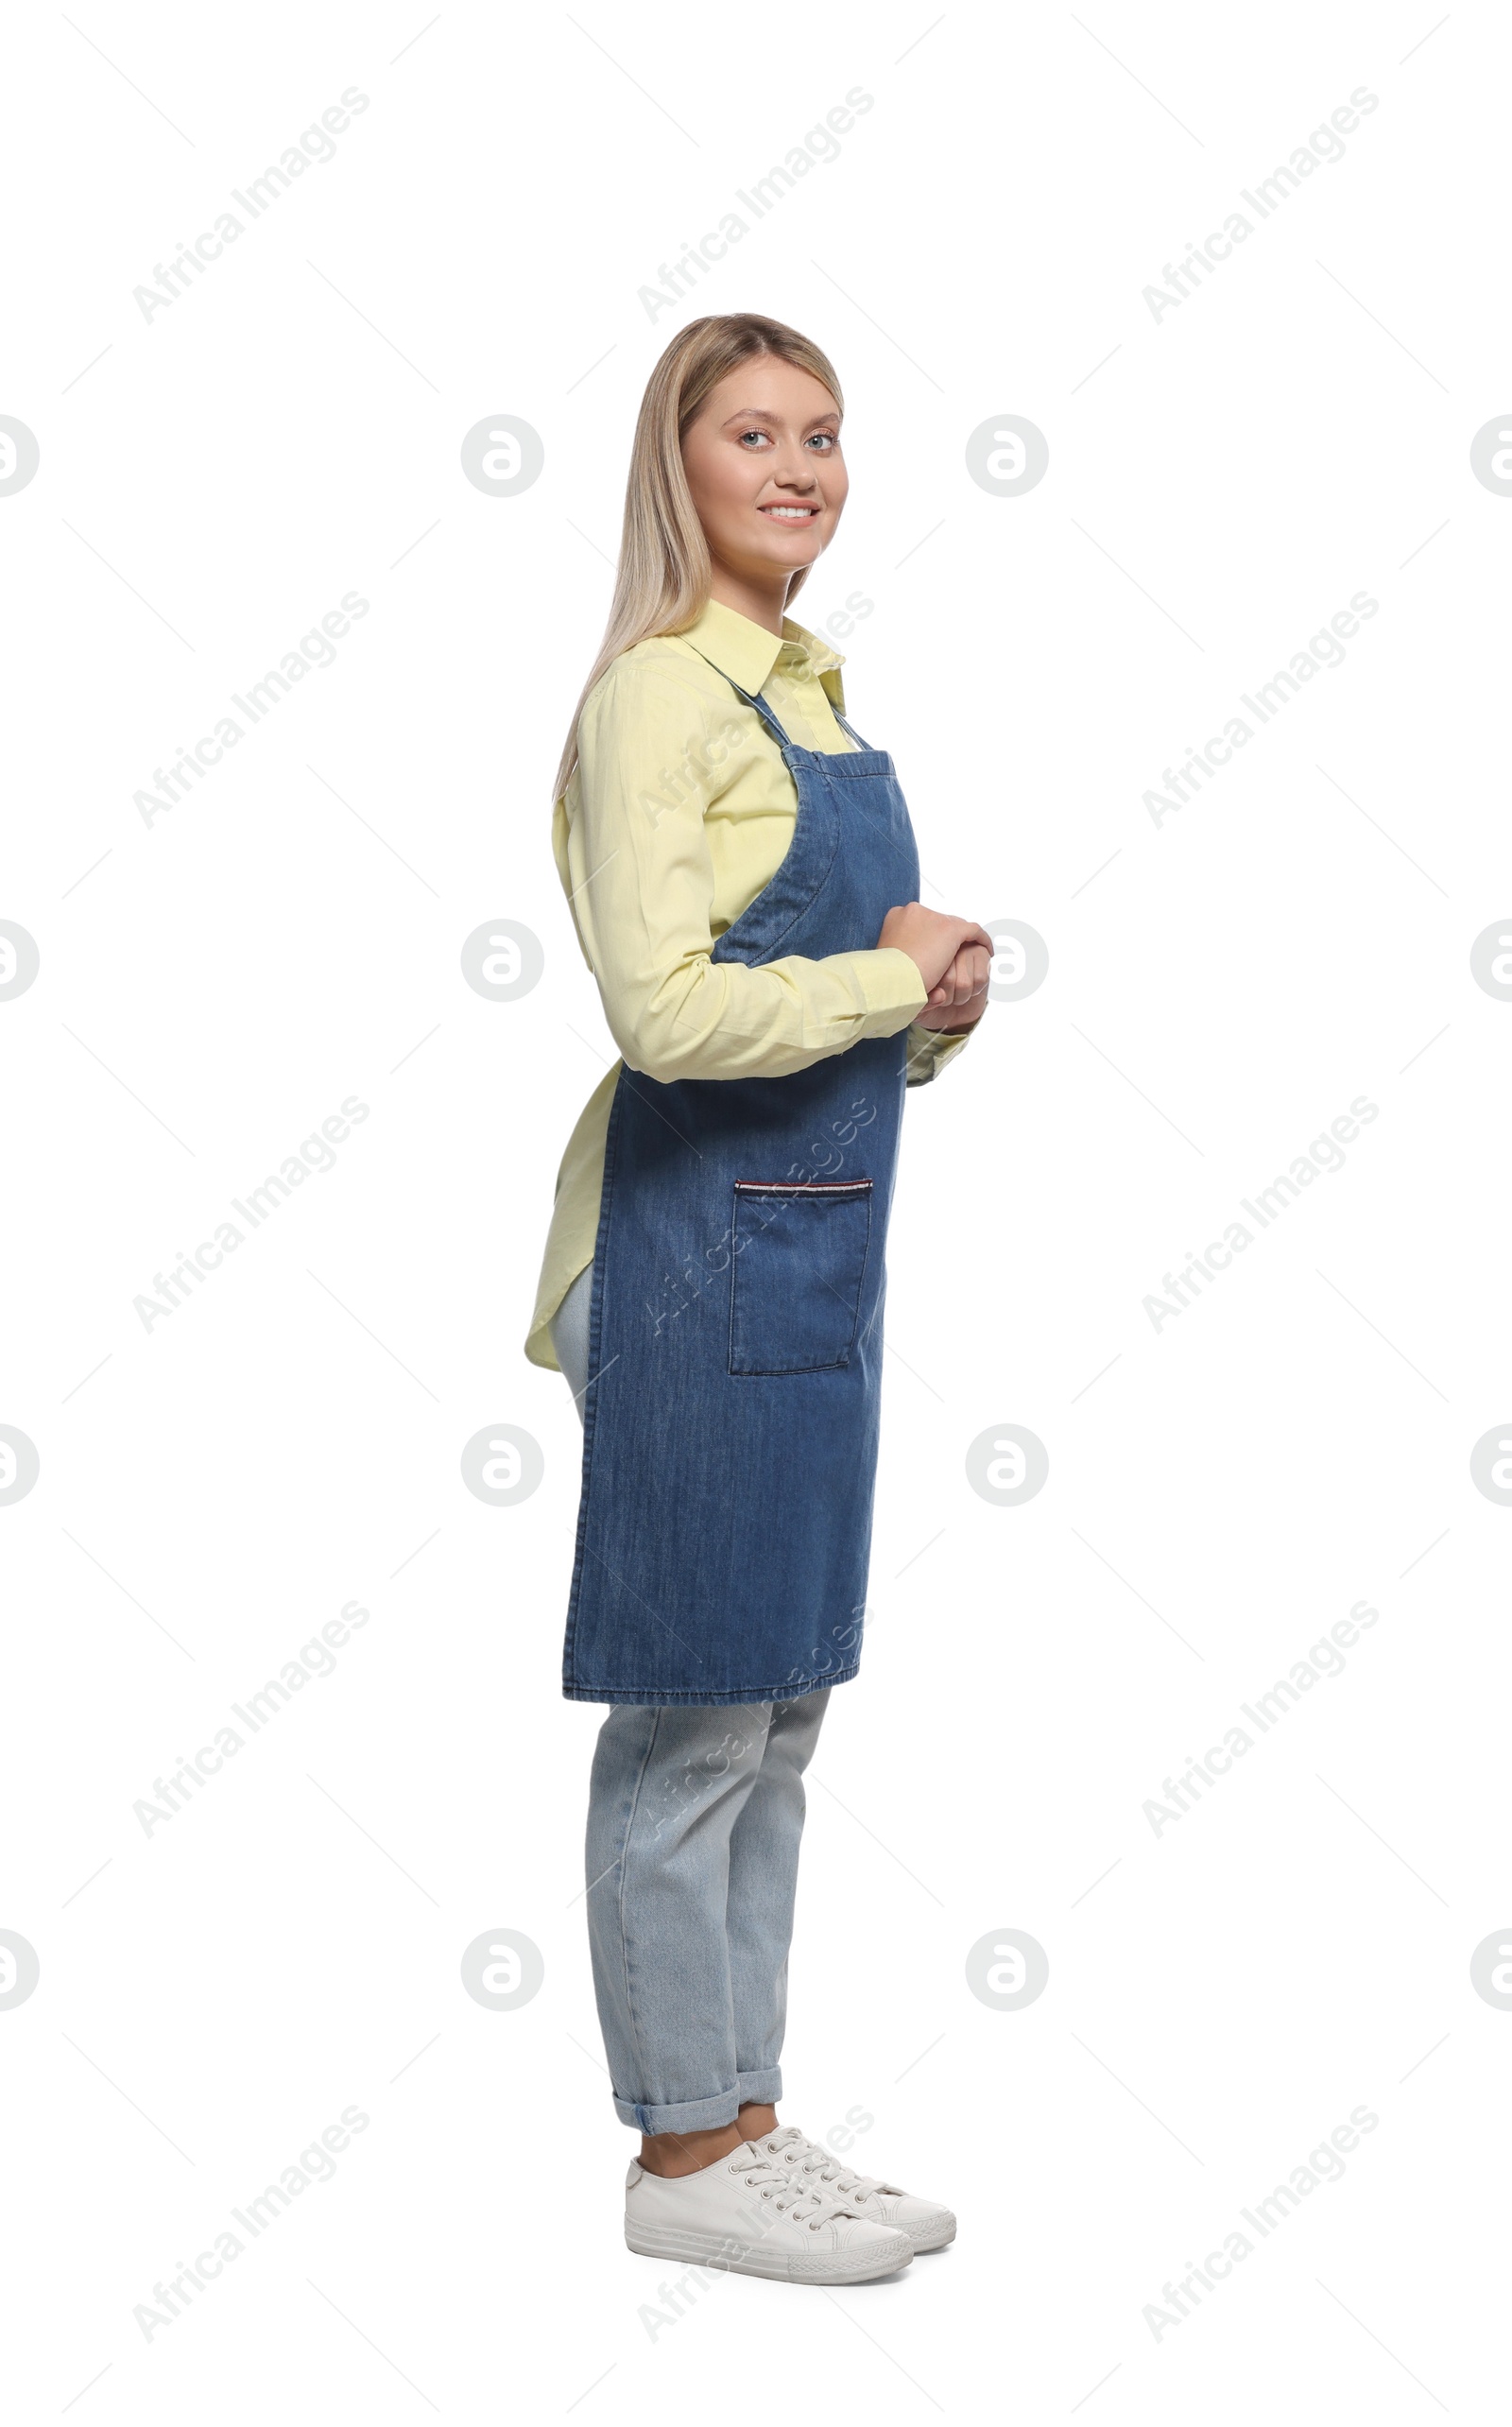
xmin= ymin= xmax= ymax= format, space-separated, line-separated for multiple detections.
xmin=625 ymin=2216 xmax=913 ymax=2284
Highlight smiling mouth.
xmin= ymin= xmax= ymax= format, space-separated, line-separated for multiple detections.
xmin=759 ymin=504 xmax=821 ymax=521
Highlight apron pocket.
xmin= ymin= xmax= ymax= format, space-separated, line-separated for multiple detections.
xmin=729 ymin=1179 xmax=874 ymax=1376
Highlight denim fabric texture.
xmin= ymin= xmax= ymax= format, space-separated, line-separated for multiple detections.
xmin=560 ymin=685 xmax=921 ymax=1706
xmin=553 ymin=1271 xmax=830 ymax=2132
xmin=582 ymin=1692 xmax=830 ymax=2132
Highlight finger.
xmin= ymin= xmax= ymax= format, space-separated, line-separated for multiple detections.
xmin=960 ymin=946 xmax=990 ymax=995
xmin=952 ymin=946 xmax=987 ymax=995
xmin=940 ymin=944 xmax=991 ymax=1001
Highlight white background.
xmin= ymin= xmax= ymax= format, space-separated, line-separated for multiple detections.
xmin=4 ymin=1 xmax=1508 ymax=2417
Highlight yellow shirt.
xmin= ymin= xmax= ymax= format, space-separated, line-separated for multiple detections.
xmin=524 ymin=597 xmax=972 ymax=1370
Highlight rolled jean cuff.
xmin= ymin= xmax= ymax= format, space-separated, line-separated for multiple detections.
xmin=613 ymin=2086 xmax=741 ymax=2134
xmin=735 ymin=2067 xmax=782 ymax=2108
xmin=610 ymin=2066 xmax=784 ymax=2136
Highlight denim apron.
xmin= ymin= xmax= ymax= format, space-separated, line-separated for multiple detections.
xmin=561 ymin=679 xmax=920 ymax=1707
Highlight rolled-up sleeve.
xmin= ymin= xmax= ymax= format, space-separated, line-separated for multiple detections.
xmin=564 ymin=656 xmax=929 ymax=1083
xmin=903 ymin=1021 xmax=975 ymax=1087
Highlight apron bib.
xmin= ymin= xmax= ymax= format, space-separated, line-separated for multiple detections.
xmin=562 ymin=679 xmax=921 ymax=1706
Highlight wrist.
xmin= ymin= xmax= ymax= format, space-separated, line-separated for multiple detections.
xmin=916 ymin=1002 xmax=985 ymax=1034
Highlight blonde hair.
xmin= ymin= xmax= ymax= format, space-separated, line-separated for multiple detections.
xmin=552 ymin=312 xmax=844 ymax=805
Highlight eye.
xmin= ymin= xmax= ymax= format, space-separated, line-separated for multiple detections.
xmin=806 ymin=431 xmax=840 ymax=452
xmin=737 ymin=428 xmax=773 ymax=448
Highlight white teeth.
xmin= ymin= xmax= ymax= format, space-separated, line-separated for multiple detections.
xmin=765 ymin=507 xmax=816 ymax=519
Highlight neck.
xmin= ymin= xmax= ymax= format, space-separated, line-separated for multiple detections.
xmin=706 ymin=564 xmax=792 ymax=637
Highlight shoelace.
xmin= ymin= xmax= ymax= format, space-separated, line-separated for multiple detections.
xmin=760 ymin=2126 xmax=891 ymax=2203
xmin=727 ymin=2144 xmax=857 ymax=2226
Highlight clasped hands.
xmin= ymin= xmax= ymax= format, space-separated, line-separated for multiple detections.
xmin=876 ymin=902 xmax=995 ymax=1034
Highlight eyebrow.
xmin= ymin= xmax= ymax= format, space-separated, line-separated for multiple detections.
xmin=719 ymin=406 xmax=841 ymax=431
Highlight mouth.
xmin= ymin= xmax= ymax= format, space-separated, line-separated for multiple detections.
xmin=758 ymin=504 xmax=822 ymax=523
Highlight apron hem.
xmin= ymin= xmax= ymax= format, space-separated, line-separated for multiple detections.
xmin=562 ymin=1661 xmax=860 ymax=1709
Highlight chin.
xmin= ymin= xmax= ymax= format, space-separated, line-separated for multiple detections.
xmin=753 ymin=533 xmax=826 ymax=567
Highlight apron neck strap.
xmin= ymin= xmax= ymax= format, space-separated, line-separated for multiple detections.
xmin=728 ymin=678 xmax=874 ymax=755
xmin=726 ymin=677 xmax=794 ymax=750
xmin=831 ymin=706 xmax=873 ymax=750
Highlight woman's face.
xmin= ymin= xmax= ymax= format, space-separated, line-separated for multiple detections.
xmin=680 ymin=356 xmax=847 ymax=595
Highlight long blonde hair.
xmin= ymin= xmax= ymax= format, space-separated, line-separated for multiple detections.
xmin=552 ymin=312 xmax=845 ymax=805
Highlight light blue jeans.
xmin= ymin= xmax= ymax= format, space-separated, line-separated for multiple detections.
xmin=553 ymin=1262 xmax=830 ymax=2134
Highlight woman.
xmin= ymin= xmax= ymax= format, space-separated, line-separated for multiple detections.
xmin=525 ymin=313 xmax=991 ymax=2284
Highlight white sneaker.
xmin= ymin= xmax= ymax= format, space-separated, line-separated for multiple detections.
xmin=747 ymin=2126 xmax=957 ymax=2252
xmin=624 ymin=2143 xmax=914 ymax=2283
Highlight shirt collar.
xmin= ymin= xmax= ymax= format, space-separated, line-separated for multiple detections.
xmin=677 ymin=595 xmax=847 ymax=700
